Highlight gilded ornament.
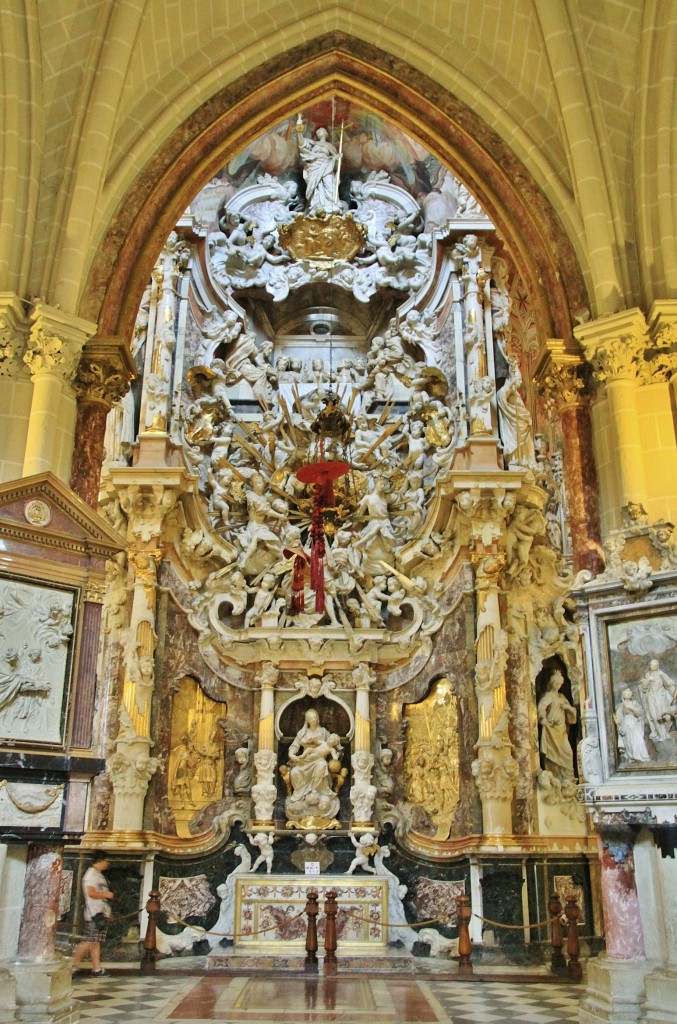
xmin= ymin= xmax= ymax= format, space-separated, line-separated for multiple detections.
xmin=278 ymin=211 xmax=367 ymax=263
xmin=24 ymin=499 xmax=51 ymax=527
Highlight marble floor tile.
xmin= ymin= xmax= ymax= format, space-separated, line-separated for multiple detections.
xmin=72 ymin=972 xmax=582 ymax=1024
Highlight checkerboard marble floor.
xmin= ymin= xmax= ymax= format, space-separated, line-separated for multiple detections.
xmin=73 ymin=972 xmax=582 ymax=1023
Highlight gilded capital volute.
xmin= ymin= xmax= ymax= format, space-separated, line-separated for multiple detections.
xmin=539 ymin=361 xmax=585 ymax=410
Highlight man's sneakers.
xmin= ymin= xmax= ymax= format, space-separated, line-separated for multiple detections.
xmin=90 ymin=969 xmax=109 ymax=977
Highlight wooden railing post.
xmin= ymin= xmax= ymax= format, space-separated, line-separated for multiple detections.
xmin=323 ymin=890 xmax=338 ymax=973
xmin=548 ymin=893 xmax=566 ymax=975
xmin=141 ymin=890 xmax=161 ymax=971
xmin=565 ymin=895 xmax=582 ymax=982
xmin=456 ymin=894 xmax=473 ymax=977
xmin=304 ymin=890 xmax=319 ymax=971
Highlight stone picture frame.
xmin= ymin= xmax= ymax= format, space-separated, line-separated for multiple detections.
xmin=594 ymin=598 xmax=677 ymax=774
xmin=0 ymin=574 xmax=78 ymax=748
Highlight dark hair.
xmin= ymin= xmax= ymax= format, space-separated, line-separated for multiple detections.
xmin=92 ymin=850 xmax=109 ymax=864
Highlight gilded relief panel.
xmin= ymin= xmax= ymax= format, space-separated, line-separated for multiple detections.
xmin=403 ymin=678 xmax=459 ymax=841
xmin=168 ymin=676 xmax=227 ymax=836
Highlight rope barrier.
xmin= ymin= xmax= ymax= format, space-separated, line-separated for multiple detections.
xmin=161 ymin=909 xmax=306 ymax=940
xmin=472 ymin=913 xmax=559 ymax=931
xmin=343 ymin=909 xmax=453 ymax=930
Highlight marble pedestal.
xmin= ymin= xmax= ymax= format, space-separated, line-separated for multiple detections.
xmin=579 ymin=955 xmax=646 ymax=1024
xmin=12 ymin=957 xmax=79 ymax=1023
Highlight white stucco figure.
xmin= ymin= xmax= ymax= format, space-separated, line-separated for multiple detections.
xmin=614 ymin=689 xmax=652 ymax=762
xmin=637 ymin=660 xmax=676 ymax=741
xmin=496 ymin=367 xmax=537 ymax=469
xmin=537 ymin=670 xmax=577 ymax=781
xmin=296 ymin=122 xmax=340 ymax=213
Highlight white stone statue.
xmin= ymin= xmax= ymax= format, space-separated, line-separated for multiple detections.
xmin=537 ymin=670 xmax=577 ymax=781
xmin=637 ymin=660 xmax=676 ymax=742
xmin=296 ymin=121 xmax=340 ymax=213
xmin=251 ymin=749 xmax=278 ymax=822
xmin=282 ymin=709 xmax=342 ymax=825
xmin=247 ymin=831 xmax=275 ymax=873
xmin=496 ymin=366 xmax=537 ymax=469
xmin=345 ymin=832 xmax=379 ymax=875
xmin=614 ymin=689 xmax=652 ymax=762
xmin=349 ymin=750 xmax=377 ymax=824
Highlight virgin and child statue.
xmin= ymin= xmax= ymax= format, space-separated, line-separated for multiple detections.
xmin=280 ymin=708 xmax=346 ymax=828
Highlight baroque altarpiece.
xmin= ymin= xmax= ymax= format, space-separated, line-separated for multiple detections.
xmin=10 ymin=103 xmax=677 ymax=963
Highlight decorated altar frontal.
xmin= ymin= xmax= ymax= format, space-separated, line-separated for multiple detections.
xmin=231 ymin=875 xmax=387 ymax=949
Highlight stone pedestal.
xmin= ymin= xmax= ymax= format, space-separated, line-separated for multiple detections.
xmin=641 ymin=968 xmax=677 ymax=1024
xmin=0 ymin=966 xmax=16 ymax=1024
xmin=579 ymin=955 xmax=647 ymax=1024
xmin=13 ymin=957 xmax=78 ymax=1023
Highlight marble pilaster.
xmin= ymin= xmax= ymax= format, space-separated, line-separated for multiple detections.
xmin=22 ymin=302 xmax=97 ymax=478
xmin=634 ymin=827 xmax=677 ymax=1024
xmin=70 ymin=341 xmax=134 ymax=508
xmin=535 ymin=344 xmax=603 ymax=574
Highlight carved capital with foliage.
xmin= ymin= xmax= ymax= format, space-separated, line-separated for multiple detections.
xmin=0 ymin=293 xmax=29 ymax=379
xmin=24 ymin=302 xmax=97 ymax=381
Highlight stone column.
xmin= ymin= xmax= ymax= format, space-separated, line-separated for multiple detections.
xmin=536 ymin=347 xmax=603 ymax=574
xmin=576 ymin=309 xmax=649 ymax=513
xmin=105 ymin=478 xmax=182 ymax=832
xmin=70 ymin=341 xmax=134 ymax=508
xmin=580 ymin=827 xmax=647 ymax=1024
xmin=22 ymin=302 xmax=97 ymax=478
xmin=451 ymin=479 xmax=523 ymax=836
xmin=256 ymin=663 xmax=278 ymax=752
xmin=251 ymin=663 xmax=279 ymax=826
xmin=14 ymin=844 xmax=76 ymax=1023
xmin=352 ymin=663 xmax=375 ymax=753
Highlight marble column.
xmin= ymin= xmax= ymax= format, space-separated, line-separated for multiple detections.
xmin=536 ymin=354 xmax=603 ymax=574
xmin=69 ymin=341 xmax=135 ymax=508
xmin=22 ymin=302 xmax=97 ymax=478
xmin=14 ymin=845 xmax=77 ymax=1023
xmin=575 ymin=308 xmax=649 ymax=513
xmin=634 ymin=826 xmax=677 ymax=1024
xmin=580 ymin=828 xmax=647 ymax=1024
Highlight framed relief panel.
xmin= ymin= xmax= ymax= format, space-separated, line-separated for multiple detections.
xmin=0 ymin=575 xmax=78 ymax=747
xmin=604 ymin=608 xmax=677 ymax=772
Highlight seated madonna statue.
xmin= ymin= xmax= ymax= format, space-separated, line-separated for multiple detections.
xmin=280 ymin=708 xmax=346 ymax=827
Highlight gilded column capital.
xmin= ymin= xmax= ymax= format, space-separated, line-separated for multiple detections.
xmin=539 ymin=360 xmax=586 ymax=410
xmin=0 ymin=292 xmax=29 ymax=379
xmin=24 ymin=302 xmax=97 ymax=381
xmin=72 ymin=337 xmax=136 ymax=408
xmin=574 ymin=308 xmax=649 ymax=384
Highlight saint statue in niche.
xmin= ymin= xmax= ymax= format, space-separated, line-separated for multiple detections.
xmin=537 ymin=669 xmax=577 ymax=782
xmin=280 ymin=708 xmax=345 ymax=828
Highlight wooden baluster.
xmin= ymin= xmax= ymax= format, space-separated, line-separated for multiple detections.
xmin=565 ymin=895 xmax=582 ymax=982
xmin=304 ymin=890 xmax=319 ymax=971
xmin=548 ymin=893 xmax=566 ymax=975
xmin=323 ymin=890 xmax=338 ymax=973
xmin=456 ymin=894 xmax=473 ymax=977
xmin=141 ymin=890 xmax=161 ymax=972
